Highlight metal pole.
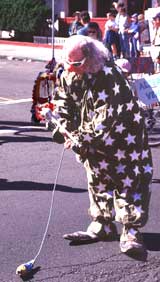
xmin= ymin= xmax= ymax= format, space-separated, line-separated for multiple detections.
xmin=52 ymin=0 xmax=54 ymax=58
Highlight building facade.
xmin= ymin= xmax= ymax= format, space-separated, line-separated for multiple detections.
xmin=45 ymin=0 xmax=160 ymax=38
xmin=48 ymin=0 xmax=157 ymax=18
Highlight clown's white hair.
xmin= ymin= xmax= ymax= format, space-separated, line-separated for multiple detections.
xmin=63 ymin=35 xmax=111 ymax=73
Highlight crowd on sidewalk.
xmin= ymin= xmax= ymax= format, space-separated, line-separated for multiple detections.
xmin=67 ymin=3 xmax=160 ymax=72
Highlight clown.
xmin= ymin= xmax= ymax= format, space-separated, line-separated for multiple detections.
xmin=53 ymin=35 xmax=153 ymax=254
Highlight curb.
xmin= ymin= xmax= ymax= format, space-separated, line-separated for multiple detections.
xmin=0 ymin=39 xmax=63 ymax=62
xmin=0 ymin=54 xmax=49 ymax=62
xmin=0 ymin=55 xmax=47 ymax=62
xmin=0 ymin=39 xmax=63 ymax=49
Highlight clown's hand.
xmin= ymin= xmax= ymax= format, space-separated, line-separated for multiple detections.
xmin=72 ymin=143 xmax=89 ymax=162
xmin=62 ymin=133 xmax=89 ymax=159
xmin=79 ymin=144 xmax=89 ymax=158
xmin=64 ymin=137 xmax=73 ymax=149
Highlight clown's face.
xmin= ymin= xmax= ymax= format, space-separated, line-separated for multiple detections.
xmin=65 ymin=49 xmax=87 ymax=74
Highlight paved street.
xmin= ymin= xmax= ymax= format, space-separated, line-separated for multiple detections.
xmin=0 ymin=59 xmax=160 ymax=282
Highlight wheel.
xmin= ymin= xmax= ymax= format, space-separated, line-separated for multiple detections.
xmin=31 ymin=71 xmax=56 ymax=124
xmin=147 ymin=107 xmax=160 ymax=147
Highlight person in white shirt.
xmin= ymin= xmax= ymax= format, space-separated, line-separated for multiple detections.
xmin=115 ymin=7 xmax=130 ymax=58
xmin=152 ymin=12 xmax=160 ymax=46
xmin=152 ymin=13 xmax=160 ymax=71
xmin=104 ymin=12 xmax=120 ymax=60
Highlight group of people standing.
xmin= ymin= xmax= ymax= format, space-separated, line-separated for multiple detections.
xmin=68 ymin=10 xmax=102 ymax=41
xmin=104 ymin=5 xmax=141 ymax=60
xmin=68 ymin=3 xmax=150 ymax=61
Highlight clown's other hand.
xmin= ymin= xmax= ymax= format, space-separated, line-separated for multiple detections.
xmin=64 ymin=137 xmax=72 ymax=149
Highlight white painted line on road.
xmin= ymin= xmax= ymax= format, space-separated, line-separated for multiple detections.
xmin=0 ymin=129 xmax=18 ymax=134
xmin=0 ymin=96 xmax=14 ymax=101
xmin=0 ymin=98 xmax=32 ymax=105
xmin=0 ymin=125 xmax=46 ymax=134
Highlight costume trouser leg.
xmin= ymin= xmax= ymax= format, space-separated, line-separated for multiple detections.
xmin=84 ymin=159 xmax=151 ymax=238
xmin=84 ymin=160 xmax=117 ymax=237
xmin=113 ymin=184 xmax=151 ymax=228
xmin=114 ymin=179 xmax=151 ymax=247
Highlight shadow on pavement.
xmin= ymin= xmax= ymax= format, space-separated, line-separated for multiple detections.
xmin=124 ymin=249 xmax=148 ymax=262
xmin=69 ymin=238 xmax=100 ymax=246
xmin=143 ymin=232 xmax=160 ymax=251
xmin=0 ymin=121 xmax=52 ymax=145
xmin=152 ymin=178 xmax=160 ymax=183
xmin=0 ymin=121 xmax=43 ymax=127
xmin=0 ymin=178 xmax=87 ymax=193
xmin=0 ymin=135 xmax=51 ymax=145
xmin=68 ymin=232 xmax=160 ymax=261
xmin=20 ymin=266 xmax=41 ymax=281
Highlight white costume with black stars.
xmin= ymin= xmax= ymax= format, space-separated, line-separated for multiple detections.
xmin=53 ymin=60 xmax=153 ymax=235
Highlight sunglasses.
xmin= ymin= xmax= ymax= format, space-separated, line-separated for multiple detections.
xmin=66 ymin=57 xmax=86 ymax=67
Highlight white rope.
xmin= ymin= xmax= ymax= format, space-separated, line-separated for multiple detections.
xmin=33 ymin=146 xmax=65 ymax=263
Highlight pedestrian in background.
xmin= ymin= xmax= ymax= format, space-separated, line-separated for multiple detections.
xmin=151 ymin=12 xmax=160 ymax=71
xmin=87 ymin=22 xmax=102 ymax=41
xmin=104 ymin=12 xmax=120 ymax=60
xmin=138 ymin=14 xmax=150 ymax=53
xmin=152 ymin=11 xmax=160 ymax=44
xmin=53 ymin=35 xmax=153 ymax=255
xmin=77 ymin=10 xmax=91 ymax=36
xmin=68 ymin=11 xmax=83 ymax=36
xmin=127 ymin=13 xmax=140 ymax=57
xmin=115 ymin=58 xmax=131 ymax=78
xmin=115 ymin=58 xmax=137 ymax=96
xmin=116 ymin=7 xmax=130 ymax=58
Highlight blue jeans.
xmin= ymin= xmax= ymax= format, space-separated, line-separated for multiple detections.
xmin=119 ymin=32 xmax=130 ymax=58
xmin=129 ymin=36 xmax=139 ymax=57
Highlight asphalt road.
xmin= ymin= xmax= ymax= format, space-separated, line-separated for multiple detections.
xmin=0 ymin=59 xmax=160 ymax=282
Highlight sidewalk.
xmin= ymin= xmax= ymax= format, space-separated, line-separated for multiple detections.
xmin=0 ymin=40 xmax=63 ymax=62
xmin=0 ymin=39 xmax=158 ymax=63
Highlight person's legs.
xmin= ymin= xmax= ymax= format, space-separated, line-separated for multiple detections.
xmin=86 ymin=183 xmax=117 ymax=239
xmin=111 ymin=44 xmax=118 ymax=60
xmin=120 ymin=226 xmax=144 ymax=253
xmin=119 ymin=33 xmax=130 ymax=58
xmin=63 ymin=159 xmax=117 ymax=241
xmin=132 ymin=37 xmax=139 ymax=57
xmin=123 ymin=33 xmax=130 ymax=58
xmin=86 ymin=159 xmax=118 ymax=237
xmin=130 ymin=36 xmax=140 ymax=57
xmin=113 ymin=181 xmax=151 ymax=253
xmin=106 ymin=31 xmax=119 ymax=60
xmin=119 ymin=33 xmax=125 ymax=58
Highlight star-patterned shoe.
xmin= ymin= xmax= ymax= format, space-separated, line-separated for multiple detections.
xmin=120 ymin=227 xmax=145 ymax=254
xmin=63 ymin=230 xmax=98 ymax=241
xmin=63 ymin=221 xmax=117 ymax=242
